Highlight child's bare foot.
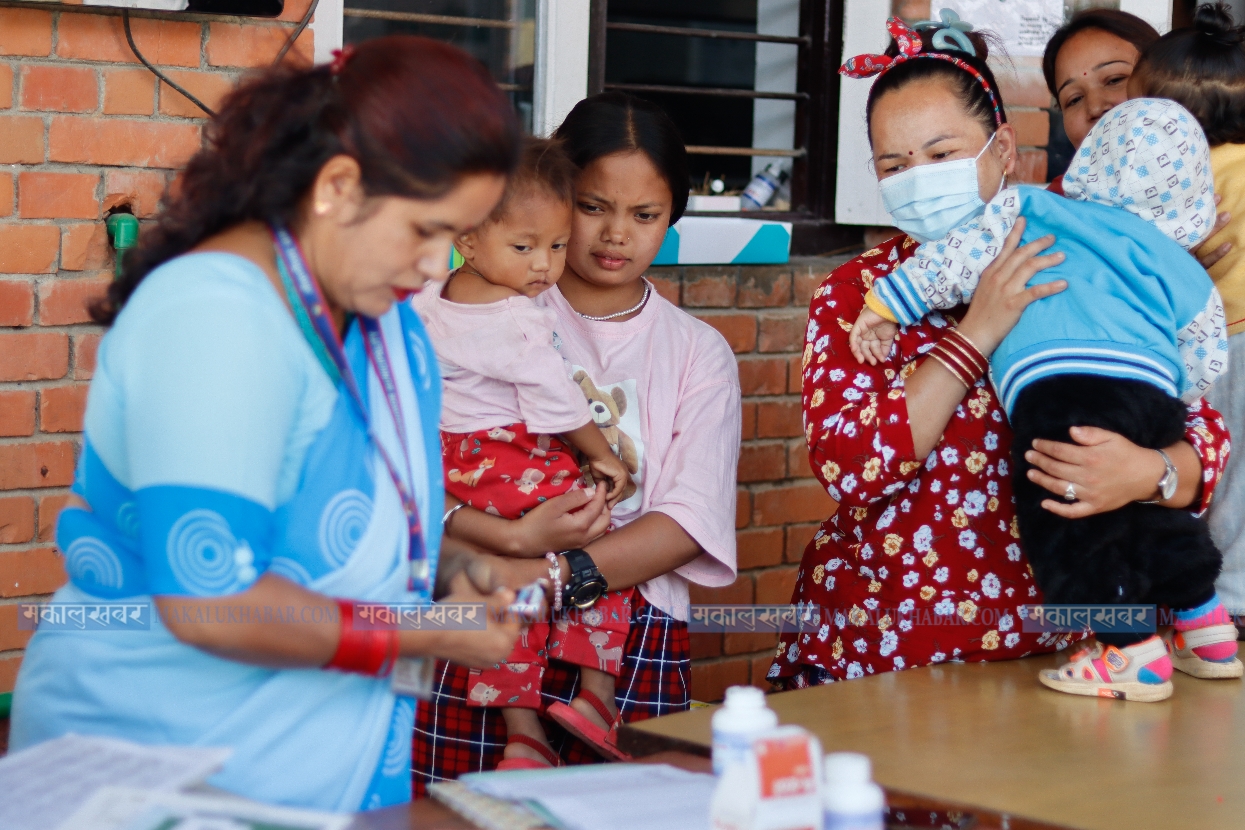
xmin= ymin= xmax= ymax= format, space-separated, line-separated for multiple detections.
xmin=501 ymin=708 xmax=559 ymax=766
xmin=571 ymin=666 xmax=619 ymax=728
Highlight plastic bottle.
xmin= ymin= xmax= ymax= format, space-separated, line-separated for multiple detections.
xmin=741 ymin=163 xmax=790 ymax=210
xmin=712 ymin=685 xmax=779 ymax=775
xmin=822 ymin=753 xmax=884 ymax=830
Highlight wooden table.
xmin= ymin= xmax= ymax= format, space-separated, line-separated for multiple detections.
xmin=617 ymin=654 xmax=1245 ymax=830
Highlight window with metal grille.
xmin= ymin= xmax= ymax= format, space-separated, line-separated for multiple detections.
xmin=342 ymin=1 xmax=537 ymax=133
xmin=590 ymin=0 xmax=855 ymax=254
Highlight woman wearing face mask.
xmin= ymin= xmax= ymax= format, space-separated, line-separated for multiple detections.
xmin=9 ymin=38 xmax=523 ymax=811
xmin=770 ymin=21 xmax=1231 ymax=687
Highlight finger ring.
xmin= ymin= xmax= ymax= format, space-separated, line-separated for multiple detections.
xmin=1064 ymin=483 xmax=1077 ymax=501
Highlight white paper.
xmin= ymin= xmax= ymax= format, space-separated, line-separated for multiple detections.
xmin=945 ymin=0 xmax=1064 ymax=58
xmin=0 ymin=734 xmax=232 ymax=830
xmin=55 ymin=786 xmax=351 ymax=830
xmin=463 ymin=764 xmax=717 ymax=830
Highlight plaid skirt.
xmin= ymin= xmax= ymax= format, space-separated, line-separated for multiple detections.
xmin=411 ymin=593 xmax=690 ymax=797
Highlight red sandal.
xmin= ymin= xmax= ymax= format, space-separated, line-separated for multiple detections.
xmin=547 ymin=689 xmax=632 ymax=761
xmin=495 ymin=734 xmax=562 ymax=771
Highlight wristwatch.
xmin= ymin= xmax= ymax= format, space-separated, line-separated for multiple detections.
xmin=1140 ymin=449 xmax=1179 ymax=504
xmin=560 ymin=549 xmax=608 ymax=609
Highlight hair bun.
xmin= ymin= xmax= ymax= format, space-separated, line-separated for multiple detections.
xmin=1195 ymin=2 xmax=1245 ymax=46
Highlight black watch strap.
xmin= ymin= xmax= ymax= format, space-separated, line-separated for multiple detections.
xmin=561 ymin=548 xmax=607 ymax=607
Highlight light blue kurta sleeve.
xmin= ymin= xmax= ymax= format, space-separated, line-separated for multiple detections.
xmin=97 ymin=253 xmax=310 ymax=596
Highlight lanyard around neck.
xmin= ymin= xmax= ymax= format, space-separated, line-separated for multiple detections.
xmin=271 ymin=225 xmax=429 ymax=595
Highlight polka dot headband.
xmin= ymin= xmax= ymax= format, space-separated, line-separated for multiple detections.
xmin=839 ymin=15 xmax=1004 ymax=128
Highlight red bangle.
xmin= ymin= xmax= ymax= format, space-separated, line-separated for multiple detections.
xmin=929 ymin=330 xmax=988 ymax=389
xmin=943 ymin=330 xmax=988 ymax=376
xmin=327 ymin=599 xmax=399 ymax=677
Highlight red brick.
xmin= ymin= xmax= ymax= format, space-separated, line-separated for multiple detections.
xmin=1015 ymin=149 xmax=1048 ymax=185
xmin=0 ymin=495 xmax=35 ymax=543
xmin=105 ymin=169 xmax=168 ymax=218
xmin=787 ymin=354 xmax=802 ymax=394
xmin=0 ymin=279 xmax=34 ymax=326
xmin=49 ymin=116 xmax=202 ymax=169
xmin=0 ymin=653 xmax=22 ymax=694
xmin=0 ymin=389 xmax=36 ymax=437
xmin=738 ymin=442 xmax=786 ymax=483
xmin=741 ymin=402 xmax=756 ymax=440
xmin=786 ymin=440 xmax=812 ymax=479
xmin=0 ymin=332 xmax=68 ymax=381
xmin=0 ymin=64 xmax=13 ymax=110
xmin=0 ymin=114 xmax=45 ymax=163
xmin=278 ymin=0 xmax=315 ymax=22
xmin=691 ymin=658 xmax=750 ymax=703
xmin=0 ymin=546 xmax=67 ymax=597
xmin=683 ymin=268 xmax=737 ymax=307
xmin=724 ymin=630 xmax=779 ymax=656
xmin=999 ymin=70 xmax=1053 ymax=109
xmin=0 ymin=171 xmax=13 ymax=217
xmin=793 ymin=265 xmax=824 ymax=307
xmin=755 ymin=565 xmax=799 ymax=605
xmin=0 ymin=8 xmax=53 ymax=57
xmin=785 ymin=522 xmax=821 ymax=563
xmin=736 ymin=526 xmax=784 ymax=570
xmin=758 ymin=310 xmax=806 ymax=353
xmin=40 ymin=384 xmax=89 ymax=433
xmin=690 ymin=632 xmax=722 ymax=660
xmin=691 ymin=573 xmax=754 ymax=606
xmin=159 ymin=69 xmax=236 ymax=119
xmin=57 ymin=14 xmax=202 ymax=67
xmin=19 ymin=65 xmax=97 ymax=113
xmin=207 ymin=22 xmax=312 ymax=68
xmin=753 ymin=481 xmax=834 ymax=526
xmin=751 ymin=654 xmax=778 ymax=688
xmin=738 ymin=357 xmax=788 ymax=396
xmin=38 ymin=493 xmax=72 ymax=543
xmin=0 ymin=225 xmax=59 ymax=274
xmin=73 ymin=333 xmax=102 ymax=380
xmin=0 ymin=603 xmax=35 ymax=651
xmin=38 ymin=277 xmax=110 ymax=326
xmin=735 ymin=487 xmax=751 ymax=530
xmin=756 ymin=400 xmax=802 ymax=439
xmin=1012 ymin=109 xmax=1049 ymax=148
xmin=695 ymin=312 xmax=756 ymax=353
xmin=103 ymin=68 xmax=156 ymax=116
xmin=738 ymin=266 xmax=792 ymax=308
xmin=0 ymin=440 xmax=76 ymax=489
xmin=18 ymin=172 xmax=100 ymax=220
xmin=647 ymin=271 xmax=680 ymax=305
xmin=61 ymin=223 xmax=113 ymax=272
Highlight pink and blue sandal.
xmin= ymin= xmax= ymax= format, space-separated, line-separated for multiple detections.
xmin=1038 ymin=635 xmax=1173 ymax=702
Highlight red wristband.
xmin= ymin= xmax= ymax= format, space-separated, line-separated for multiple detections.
xmin=327 ymin=599 xmax=399 ymax=677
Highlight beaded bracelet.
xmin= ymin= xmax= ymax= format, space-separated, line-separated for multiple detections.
xmin=545 ymin=552 xmax=564 ymax=614
xmin=928 ymin=330 xmax=988 ymax=389
xmin=326 ymin=599 xmax=400 ymax=677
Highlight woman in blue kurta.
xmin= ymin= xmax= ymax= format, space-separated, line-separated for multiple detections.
xmin=10 ymin=38 xmax=522 ymax=811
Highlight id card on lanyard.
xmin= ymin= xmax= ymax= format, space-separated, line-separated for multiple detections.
xmin=271 ymin=226 xmax=431 ymax=597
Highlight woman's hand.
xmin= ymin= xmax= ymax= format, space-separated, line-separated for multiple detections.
xmin=417 ymin=570 xmax=520 ymax=668
xmin=508 ymin=485 xmax=611 ymax=556
xmin=1024 ymin=426 xmax=1200 ymax=517
xmin=1192 ymin=195 xmax=1231 ymax=271
xmin=955 ymin=218 xmax=1067 ymax=356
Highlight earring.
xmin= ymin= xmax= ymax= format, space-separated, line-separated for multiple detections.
xmin=315 ymin=202 xmax=330 ymax=215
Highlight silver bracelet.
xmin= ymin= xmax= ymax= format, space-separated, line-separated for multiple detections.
xmin=442 ymin=502 xmax=467 ymax=530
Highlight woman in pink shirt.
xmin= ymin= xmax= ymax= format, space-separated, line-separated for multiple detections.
xmin=412 ymin=92 xmax=741 ymax=789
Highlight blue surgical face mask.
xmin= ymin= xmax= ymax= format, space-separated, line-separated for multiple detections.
xmin=878 ymin=132 xmax=998 ymax=243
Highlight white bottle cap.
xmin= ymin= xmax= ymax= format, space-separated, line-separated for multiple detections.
xmin=824 ymin=752 xmax=872 ymax=785
xmin=723 ymin=685 xmax=767 ymax=709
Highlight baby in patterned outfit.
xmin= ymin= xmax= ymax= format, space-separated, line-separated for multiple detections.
xmin=415 ymin=137 xmax=635 ymax=765
xmin=851 ymin=98 xmax=1240 ymax=702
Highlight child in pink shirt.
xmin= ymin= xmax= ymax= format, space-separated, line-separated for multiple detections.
xmin=415 ymin=138 xmax=634 ymax=769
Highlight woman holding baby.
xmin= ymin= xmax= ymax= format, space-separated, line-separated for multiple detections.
xmin=773 ymin=14 xmax=1233 ymax=691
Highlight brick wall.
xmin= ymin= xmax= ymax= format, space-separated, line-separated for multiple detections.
xmin=645 ymin=257 xmax=850 ymax=702
xmin=0 ymin=3 xmax=314 ymax=700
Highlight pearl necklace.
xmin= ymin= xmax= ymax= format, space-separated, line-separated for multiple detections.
xmin=577 ymin=284 xmax=651 ymax=322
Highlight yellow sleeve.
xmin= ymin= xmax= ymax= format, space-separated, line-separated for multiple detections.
xmin=864 ymin=288 xmax=899 ymax=323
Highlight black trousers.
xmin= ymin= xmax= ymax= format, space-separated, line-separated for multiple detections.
xmin=1010 ymin=375 xmax=1221 ymax=646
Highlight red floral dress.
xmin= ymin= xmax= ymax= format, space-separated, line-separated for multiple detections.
xmin=771 ymin=234 xmax=1231 ymax=687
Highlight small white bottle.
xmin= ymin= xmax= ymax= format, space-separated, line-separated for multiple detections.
xmin=822 ymin=753 xmax=884 ymax=830
xmin=712 ymin=685 xmax=779 ymax=775
xmin=740 ymin=163 xmax=790 ymax=210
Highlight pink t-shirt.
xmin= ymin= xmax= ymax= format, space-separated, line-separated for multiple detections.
xmin=414 ymin=287 xmax=592 ymax=435
xmin=537 ymin=282 xmax=740 ymax=620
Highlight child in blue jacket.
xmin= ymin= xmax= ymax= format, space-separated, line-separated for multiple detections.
xmin=852 ymin=98 xmax=1237 ymax=702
